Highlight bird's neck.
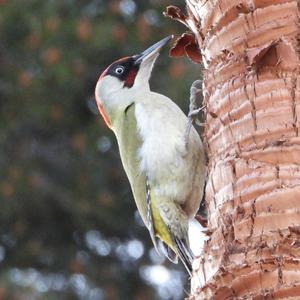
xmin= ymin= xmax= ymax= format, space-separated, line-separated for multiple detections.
xmin=106 ymin=86 xmax=151 ymax=128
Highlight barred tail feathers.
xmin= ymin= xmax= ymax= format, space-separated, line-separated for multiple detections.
xmin=150 ymin=194 xmax=194 ymax=275
xmin=173 ymin=236 xmax=194 ymax=275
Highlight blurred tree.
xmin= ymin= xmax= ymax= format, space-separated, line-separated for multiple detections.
xmin=0 ymin=0 xmax=200 ymax=299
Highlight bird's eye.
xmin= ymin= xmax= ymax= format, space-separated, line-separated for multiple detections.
xmin=115 ymin=66 xmax=124 ymax=74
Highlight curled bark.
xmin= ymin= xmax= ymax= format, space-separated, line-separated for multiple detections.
xmin=170 ymin=33 xmax=202 ymax=64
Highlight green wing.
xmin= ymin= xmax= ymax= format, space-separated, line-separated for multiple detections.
xmin=114 ymin=104 xmax=147 ymax=223
xmin=113 ymin=104 xmax=191 ymax=268
xmin=114 ymin=104 xmax=160 ymax=252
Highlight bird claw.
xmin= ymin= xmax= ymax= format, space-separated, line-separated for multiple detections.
xmin=195 ymin=120 xmax=204 ymax=127
xmin=190 ymin=79 xmax=202 ymax=91
xmin=188 ymin=105 xmax=206 ymax=118
xmin=185 ymin=80 xmax=204 ymax=147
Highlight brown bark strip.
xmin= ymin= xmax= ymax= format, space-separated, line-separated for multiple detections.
xmin=185 ymin=0 xmax=300 ymax=299
xmin=170 ymin=33 xmax=202 ymax=63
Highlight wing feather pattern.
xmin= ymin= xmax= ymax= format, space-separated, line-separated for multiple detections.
xmin=146 ymin=179 xmax=161 ymax=254
xmin=114 ymin=103 xmax=161 ymax=254
xmin=114 ymin=103 xmax=194 ymax=275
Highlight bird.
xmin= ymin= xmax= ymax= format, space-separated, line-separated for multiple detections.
xmin=95 ymin=35 xmax=206 ymax=274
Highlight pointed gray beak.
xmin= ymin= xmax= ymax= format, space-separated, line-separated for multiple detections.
xmin=133 ymin=35 xmax=174 ymax=65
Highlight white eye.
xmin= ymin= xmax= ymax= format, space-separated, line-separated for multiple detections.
xmin=115 ymin=66 xmax=124 ymax=74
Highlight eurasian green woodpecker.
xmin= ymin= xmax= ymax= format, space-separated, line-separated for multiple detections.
xmin=95 ymin=36 xmax=206 ymax=274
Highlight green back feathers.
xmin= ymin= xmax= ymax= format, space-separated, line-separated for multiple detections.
xmin=113 ymin=103 xmax=148 ymax=226
xmin=113 ymin=103 xmax=193 ymax=274
xmin=114 ymin=104 xmax=174 ymax=256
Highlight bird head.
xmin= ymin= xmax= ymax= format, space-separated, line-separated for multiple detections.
xmin=95 ymin=35 xmax=173 ymax=129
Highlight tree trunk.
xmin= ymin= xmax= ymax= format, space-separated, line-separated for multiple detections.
xmin=185 ymin=0 xmax=300 ymax=298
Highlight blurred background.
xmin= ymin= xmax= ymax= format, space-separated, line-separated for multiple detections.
xmin=0 ymin=0 xmax=201 ymax=299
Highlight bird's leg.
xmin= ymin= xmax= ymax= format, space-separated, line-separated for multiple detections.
xmin=185 ymin=80 xmax=205 ymax=147
xmin=188 ymin=106 xmax=205 ymax=118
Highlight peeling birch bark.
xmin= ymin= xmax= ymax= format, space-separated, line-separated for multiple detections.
xmin=179 ymin=0 xmax=300 ymax=299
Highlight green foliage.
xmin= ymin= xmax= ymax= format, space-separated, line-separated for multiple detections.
xmin=0 ymin=0 xmax=200 ymax=299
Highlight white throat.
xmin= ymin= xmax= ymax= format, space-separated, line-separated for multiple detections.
xmin=96 ymin=75 xmax=151 ymax=127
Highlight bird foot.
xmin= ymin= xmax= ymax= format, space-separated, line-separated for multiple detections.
xmin=185 ymin=80 xmax=205 ymax=147
xmin=188 ymin=105 xmax=206 ymax=118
